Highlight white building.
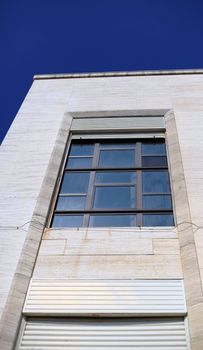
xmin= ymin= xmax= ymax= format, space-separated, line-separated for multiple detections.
xmin=0 ymin=70 xmax=203 ymax=349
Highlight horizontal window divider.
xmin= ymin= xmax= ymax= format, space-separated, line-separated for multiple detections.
xmin=68 ymin=155 xmax=93 ymax=158
xmin=142 ymin=154 xmax=166 ymax=156
xmin=59 ymin=193 xmax=87 ymax=196
xmin=94 ymin=183 xmax=135 ymax=187
xmin=64 ymin=166 xmax=169 ymax=171
xmin=141 ymin=167 xmax=168 ymax=170
xmin=99 ymin=147 xmax=136 ymax=150
xmin=143 ymin=192 xmax=171 ymax=195
xmin=54 ymin=209 xmax=174 ymax=214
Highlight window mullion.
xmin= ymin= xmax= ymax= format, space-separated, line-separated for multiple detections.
xmin=83 ymin=214 xmax=89 ymax=227
xmin=93 ymin=143 xmax=100 ymax=167
xmin=85 ymin=143 xmax=99 ymax=211
xmin=136 ymin=142 xmax=142 ymax=226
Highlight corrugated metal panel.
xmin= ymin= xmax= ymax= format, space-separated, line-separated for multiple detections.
xmin=71 ymin=116 xmax=165 ymax=132
xmin=19 ymin=317 xmax=189 ymax=350
xmin=23 ymin=279 xmax=186 ymax=316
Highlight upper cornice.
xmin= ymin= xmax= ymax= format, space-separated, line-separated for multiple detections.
xmin=34 ymin=69 xmax=203 ymax=80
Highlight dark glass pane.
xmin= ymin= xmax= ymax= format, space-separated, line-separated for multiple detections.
xmin=95 ymin=171 xmax=136 ymax=183
xmin=142 ymin=156 xmax=167 ymax=167
xmin=99 ymin=150 xmax=135 ymax=168
xmin=69 ymin=144 xmax=94 ymax=156
xmin=143 ymin=171 xmax=170 ymax=193
xmin=60 ymin=172 xmax=90 ymax=194
xmin=143 ymin=214 xmax=174 ymax=226
xmin=66 ymin=157 xmax=92 ymax=169
xmin=143 ymin=195 xmax=172 ymax=209
xmin=93 ymin=186 xmax=135 ymax=209
xmin=142 ymin=142 xmax=166 ymax=155
xmin=56 ymin=196 xmax=86 ymax=210
xmin=52 ymin=215 xmax=83 ymax=227
xmin=89 ymin=214 xmax=136 ymax=227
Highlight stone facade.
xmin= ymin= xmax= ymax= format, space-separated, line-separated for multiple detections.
xmin=0 ymin=70 xmax=203 ymax=349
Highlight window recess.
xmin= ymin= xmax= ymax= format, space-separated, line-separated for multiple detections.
xmin=51 ymin=139 xmax=174 ymax=228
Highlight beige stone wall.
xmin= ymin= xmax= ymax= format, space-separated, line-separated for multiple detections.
xmin=1 ymin=72 xmax=203 ymax=349
xmin=34 ymin=228 xmax=182 ymax=279
xmin=0 ymin=79 xmax=73 ymax=319
xmin=168 ymin=76 xmax=203 ymax=292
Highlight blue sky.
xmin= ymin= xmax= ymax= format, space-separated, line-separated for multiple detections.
xmin=1 ymin=0 xmax=203 ymax=142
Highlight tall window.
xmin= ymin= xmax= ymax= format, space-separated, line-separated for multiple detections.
xmin=51 ymin=139 xmax=174 ymax=227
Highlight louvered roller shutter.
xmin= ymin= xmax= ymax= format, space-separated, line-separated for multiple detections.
xmin=19 ymin=317 xmax=189 ymax=350
xmin=71 ymin=116 xmax=165 ymax=132
xmin=23 ymin=279 xmax=186 ymax=316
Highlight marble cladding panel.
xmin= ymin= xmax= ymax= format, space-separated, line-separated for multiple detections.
xmin=34 ymin=228 xmax=182 ymax=280
xmin=0 ymin=78 xmax=74 ymax=319
xmin=168 ymin=77 xmax=203 ymax=292
xmin=68 ymin=75 xmax=172 ymax=111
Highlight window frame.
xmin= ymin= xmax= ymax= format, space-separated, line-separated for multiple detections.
xmin=49 ymin=134 xmax=174 ymax=228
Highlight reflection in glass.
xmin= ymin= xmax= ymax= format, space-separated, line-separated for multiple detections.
xmin=143 ymin=171 xmax=170 ymax=193
xmin=95 ymin=171 xmax=136 ymax=183
xmin=142 ymin=156 xmax=167 ymax=167
xmin=66 ymin=157 xmax=92 ymax=169
xmin=56 ymin=196 xmax=86 ymax=210
xmin=142 ymin=142 xmax=166 ymax=155
xmin=69 ymin=144 xmax=94 ymax=156
xmin=143 ymin=195 xmax=172 ymax=209
xmin=89 ymin=214 xmax=136 ymax=227
xmin=93 ymin=186 xmax=135 ymax=209
xmin=52 ymin=215 xmax=83 ymax=227
xmin=143 ymin=214 xmax=174 ymax=226
xmin=60 ymin=172 xmax=90 ymax=194
xmin=99 ymin=150 xmax=135 ymax=167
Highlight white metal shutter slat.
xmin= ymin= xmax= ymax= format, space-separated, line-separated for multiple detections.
xmin=23 ymin=279 xmax=186 ymax=316
xmin=19 ymin=318 xmax=188 ymax=349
